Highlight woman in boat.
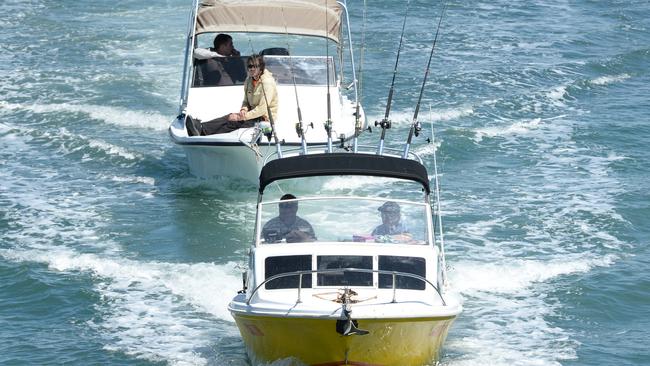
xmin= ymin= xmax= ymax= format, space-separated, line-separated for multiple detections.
xmin=186 ymin=54 xmax=278 ymax=135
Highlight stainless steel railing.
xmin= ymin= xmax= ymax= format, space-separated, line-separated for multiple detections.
xmin=245 ymin=267 xmax=446 ymax=306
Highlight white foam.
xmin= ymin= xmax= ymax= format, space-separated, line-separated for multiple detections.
xmin=452 ymin=256 xmax=612 ymax=295
xmin=87 ymin=138 xmax=138 ymax=160
xmin=441 ymin=255 xmax=615 ymax=366
xmin=590 ymin=74 xmax=630 ymax=86
xmin=546 ymin=85 xmax=568 ymax=106
xmin=441 ymin=100 xmax=627 ymax=363
xmin=412 ymin=138 xmax=441 ymax=159
xmin=104 ymin=174 xmax=156 ymax=186
xmin=0 ymin=142 xmax=249 ymax=364
xmin=473 ymin=118 xmax=542 ymax=142
xmin=0 ymin=247 xmax=243 ymax=365
xmin=365 ymin=106 xmax=473 ymax=127
xmin=0 ymin=100 xmax=169 ymax=131
xmin=430 ymin=107 xmax=474 ymax=122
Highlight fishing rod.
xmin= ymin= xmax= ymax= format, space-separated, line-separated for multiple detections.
xmin=324 ymin=0 xmax=333 ymax=153
xmin=238 ymin=12 xmax=283 ymax=158
xmin=429 ymin=104 xmax=447 ymax=287
xmin=352 ymin=0 xmax=367 ymax=153
xmin=281 ymin=6 xmax=310 ymax=155
xmin=402 ymin=3 xmax=446 ymax=159
xmin=376 ymin=0 xmax=411 ymax=155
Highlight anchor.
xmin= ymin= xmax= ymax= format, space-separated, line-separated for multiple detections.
xmin=335 ymin=289 xmax=369 ymax=336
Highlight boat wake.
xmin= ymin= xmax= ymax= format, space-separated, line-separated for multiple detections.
xmin=0 ymin=100 xmax=169 ymax=131
xmin=0 ymin=247 xmax=244 ymax=365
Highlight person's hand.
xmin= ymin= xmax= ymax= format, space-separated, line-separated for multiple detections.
xmin=239 ymin=108 xmax=248 ymax=120
xmin=286 ymin=230 xmax=313 ymax=243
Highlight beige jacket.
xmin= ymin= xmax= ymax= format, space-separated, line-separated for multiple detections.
xmin=242 ymin=70 xmax=278 ymax=121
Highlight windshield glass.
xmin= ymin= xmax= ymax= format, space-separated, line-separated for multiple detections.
xmin=258 ymin=197 xmax=430 ymax=245
xmin=192 ymin=55 xmax=334 ymax=87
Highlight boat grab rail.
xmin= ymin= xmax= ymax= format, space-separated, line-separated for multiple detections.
xmin=263 ymin=145 xmax=424 ymax=166
xmin=246 ymin=267 xmax=446 ymax=306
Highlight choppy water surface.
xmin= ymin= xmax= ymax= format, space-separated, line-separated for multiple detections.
xmin=1 ymin=0 xmax=649 ymax=365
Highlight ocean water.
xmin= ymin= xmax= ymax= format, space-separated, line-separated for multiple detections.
xmin=1 ymin=0 xmax=649 ymax=365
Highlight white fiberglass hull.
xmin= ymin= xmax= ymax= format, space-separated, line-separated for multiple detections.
xmin=169 ymin=89 xmax=365 ymax=182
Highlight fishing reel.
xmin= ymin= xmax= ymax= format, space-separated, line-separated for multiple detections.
xmin=414 ymin=121 xmax=422 ymax=137
xmin=295 ymin=122 xmax=314 ymax=138
xmin=259 ymin=121 xmax=273 ymax=141
xmin=374 ymin=118 xmax=391 ymax=130
xmin=323 ymin=119 xmax=333 ymax=134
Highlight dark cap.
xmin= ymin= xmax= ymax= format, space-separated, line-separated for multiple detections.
xmin=378 ymin=201 xmax=400 ymax=213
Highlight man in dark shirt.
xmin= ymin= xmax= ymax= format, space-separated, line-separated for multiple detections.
xmin=262 ymin=194 xmax=316 ymax=243
xmin=372 ymin=202 xmax=409 ymax=236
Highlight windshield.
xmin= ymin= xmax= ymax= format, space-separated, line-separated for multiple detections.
xmin=192 ymin=55 xmax=335 ymax=87
xmin=258 ymin=197 xmax=430 ymax=245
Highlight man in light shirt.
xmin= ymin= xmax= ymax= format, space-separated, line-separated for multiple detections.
xmin=194 ymin=33 xmax=241 ymax=59
xmin=193 ymin=34 xmax=245 ymax=86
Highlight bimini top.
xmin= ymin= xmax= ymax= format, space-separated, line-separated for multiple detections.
xmin=196 ymin=0 xmax=343 ymax=43
xmin=259 ymin=153 xmax=430 ymax=194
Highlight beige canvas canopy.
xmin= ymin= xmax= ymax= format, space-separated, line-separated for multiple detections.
xmin=196 ymin=0 xmax=343 ymax=43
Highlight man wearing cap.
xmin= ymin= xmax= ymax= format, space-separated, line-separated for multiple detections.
xmin=372 ymin=201 xmax=409 ymax=236
xmin=262 ymin=194 xmax=316 ymax=243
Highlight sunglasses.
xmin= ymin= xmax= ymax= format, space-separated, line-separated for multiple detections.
xmin=247 ymin=64 xmax=260 ymax=69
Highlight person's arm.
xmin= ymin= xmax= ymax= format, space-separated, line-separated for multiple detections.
xmin=240 ymin=79 xmax=251 ymax=111
xmin=239 ymin=81 xmax=250 ymax=119
xmin=194 ymin=48 xmax=221 ymax=60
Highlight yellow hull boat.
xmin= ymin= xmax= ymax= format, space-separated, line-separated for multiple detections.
xmin=229 ymin=152 xmax=462 ymax=365
xmin=232 ymin=313 xmax=457 ymax=366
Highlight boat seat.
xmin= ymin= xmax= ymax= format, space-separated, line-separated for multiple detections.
xmin=193 ymin=59 xmax=221 ymax=87
xmin=193 ymin=58 xmax=247 ymax=87
xmin=260 ymin=47 xmax=289 ymax=56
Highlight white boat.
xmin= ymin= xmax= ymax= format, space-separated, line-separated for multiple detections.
xmin=169 ymin=0 xmax=365 ymax=182
xmin=229 ymin=149 xmax=462 ymax=365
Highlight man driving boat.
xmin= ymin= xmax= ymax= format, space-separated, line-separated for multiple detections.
xmin=262 ymin=194 xmax=316 ymax=243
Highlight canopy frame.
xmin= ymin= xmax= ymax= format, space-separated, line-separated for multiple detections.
xmin=259 ymin=153 xmax=431 ymax=194
xmin=196 ymin=0 xmax=342 ymax=43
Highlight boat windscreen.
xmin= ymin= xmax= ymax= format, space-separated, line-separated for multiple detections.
xmin=192 ymin=56 xmax=334 ymax=88
xmin=259 ymin=198 xmax=430 ymax=245
xmin=192 ymin=57 xmax=248 ymax=87
xmin=265 ymin=56 xmax=335 ymax=85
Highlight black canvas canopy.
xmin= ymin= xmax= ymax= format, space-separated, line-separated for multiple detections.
xmin=259 ymin=153 xmax=430 ymax=194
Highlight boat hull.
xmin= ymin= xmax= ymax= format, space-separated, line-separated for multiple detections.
xmin=231 ymin=313 xmax=456 ymax=366
xmin=181 ymin=142 xmax=267 ymax=182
